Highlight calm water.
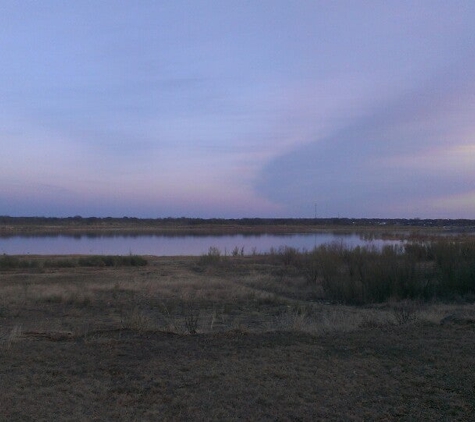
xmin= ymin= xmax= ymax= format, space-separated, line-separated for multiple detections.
xmin=0 ymin=233 xmax=401 ymax=256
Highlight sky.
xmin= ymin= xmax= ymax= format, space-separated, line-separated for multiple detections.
xmin=1 ymin=1 xmax=474 ymax=218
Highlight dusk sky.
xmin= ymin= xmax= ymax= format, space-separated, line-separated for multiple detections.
xmin=1 ymin=1 xmax=474 ymax=218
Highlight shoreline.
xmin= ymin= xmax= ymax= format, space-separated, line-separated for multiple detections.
xmin=2 ymin=216 xmax=475 ymax=237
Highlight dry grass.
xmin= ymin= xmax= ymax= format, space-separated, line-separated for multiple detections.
xmin=0 ymin=255 xmax=474 ymax=420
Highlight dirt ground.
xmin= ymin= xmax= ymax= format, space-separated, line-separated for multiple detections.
xmin=1 ymin=256 xmax=474 ymax=421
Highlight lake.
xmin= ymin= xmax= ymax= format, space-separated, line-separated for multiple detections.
xmin=0 ymin=232 xmax=402 ymax=256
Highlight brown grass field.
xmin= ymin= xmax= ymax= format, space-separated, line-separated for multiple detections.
xmin=1 ymin=254 xmax=474 ymax=421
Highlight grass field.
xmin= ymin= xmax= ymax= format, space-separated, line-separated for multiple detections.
xmin=1 ymin=250 xmax=474 ymax=420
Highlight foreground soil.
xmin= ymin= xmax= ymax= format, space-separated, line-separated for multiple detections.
xmin=2 ymin=325 xmax=474 ymax=421
xmin=1 ymin=256 xmax=474 ymax=421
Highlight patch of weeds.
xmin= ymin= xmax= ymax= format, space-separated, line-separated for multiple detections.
xmin=112 ymin=282 xmax=122 ymax=300
xmin=157 ymin=302 xmax=180 ymax=332
xmin=278 ymin=246 xmax=302 ymax=267
xmin=289 ymin=303 xmax=314 ymax=316
xmin=255 ymin=294 xmax=284 ymax=307
xmin=21 ymin=282 xmax=31 ymax=303
xmin=0 ymin=254 xmax=20 ymax=269
xmin=391 ymin=301 xmax=418 ymax=325
xmin=359 ymin=311 xmax=387 ymax=329
xmin=41 ymin=294 xmax=64 ymax=304
xmin=0 ymin=255 xmax=146 ymax=269
xmin=209 ymin=307 xmax=221 ymax=331
xmin=5 ymin=325 xmax=22 ymax=348
xmin=274 ymin=308 xmax=309 ymax=332
xmin=221 ymin=302 xmax=233 ymax=314
xmin=78 ymin=255 xmax=147 ymax=267
xmin=231 ymin=322 xmax=250 ymax=334
xmin=121 ymin=306 xmax=154 ymax=332
xmin=65 ymin=292 xmax=92 ymax=308
xmin=198 ymin=247 xmax=222 ymax=266
xmin=318 ymin=308 xmax=363 ymax=333
xmin=39 ymin=290 xmax=92 ymax=308
xmin=182 ymin=302 xmax=200 ymax=334
xmin=231 ymin=246 xmax=245 ymax=257
xmin=78 ymin=256 xmax=108 ymax=267
xmin=118 ymin=255 xmax=148 ymax=266
xmin=0 ymin=255 xmax=38 ymax=270
xmin=43 ymin=258 xmax=76 ymax=268
xmin=0 ymin=302 xmax=8 ymax=318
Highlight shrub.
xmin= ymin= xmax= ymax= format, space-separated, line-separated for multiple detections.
xmin=0 ymin=255 xmax=20 ymax=269
xmin=296 ymin=238 xmax=475 ymax=305
xmin=231 ymin=246 xmax=245 ymax=257
xmin=0 ymin=255 xmax=38 ymax=270
xmin=43 ymin=259 xmax=76 ymax=268
xmin=198 ymin=247 xmax=222 ymax=266
xmin=278 ymin=246 xmax=301 ymax=267
xmin=77 ymin=255 xmax=147 ymax=267
xmin=78 ymin=256 xmax=107 ymax=267
xmin=119 ymin=255 xmax=148 ymax=266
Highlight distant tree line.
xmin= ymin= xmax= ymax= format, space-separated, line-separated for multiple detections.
xmin=1 ymin=216 xmax=474 ymax=228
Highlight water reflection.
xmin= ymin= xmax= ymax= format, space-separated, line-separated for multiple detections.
xmin=0 ymin=232 xmax=403 ymax=256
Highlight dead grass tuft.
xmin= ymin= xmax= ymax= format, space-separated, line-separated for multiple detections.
xmin=120 ymin=306 xmax=155 ymax=332
xmin=1 ymin=325 xmax=23 ymax=349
